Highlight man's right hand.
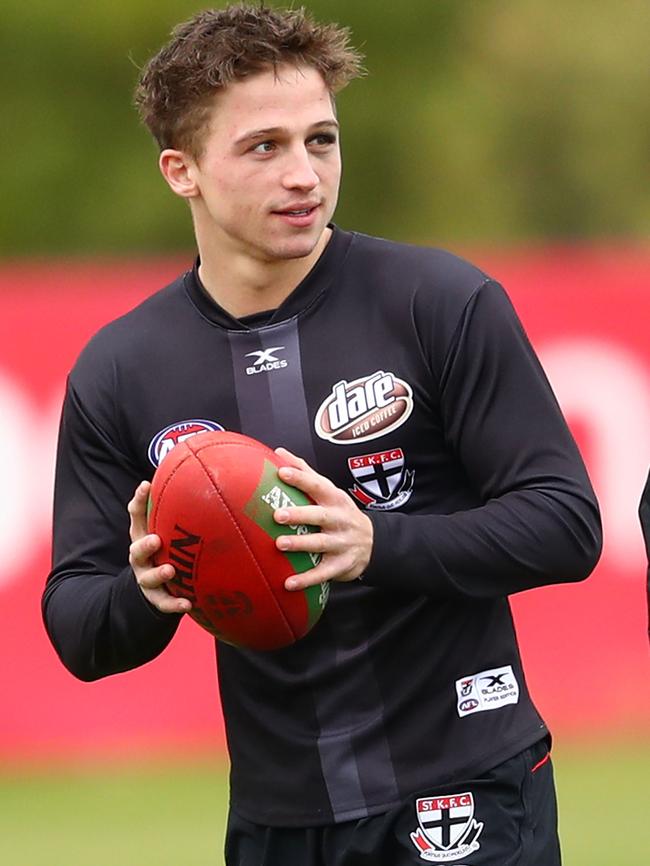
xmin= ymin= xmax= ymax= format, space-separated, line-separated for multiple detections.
xmin=127 ymin=480 xmax=191 ymax=614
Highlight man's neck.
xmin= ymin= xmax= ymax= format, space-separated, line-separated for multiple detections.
xmin=197 ymin=229 xmax=332 ymax=319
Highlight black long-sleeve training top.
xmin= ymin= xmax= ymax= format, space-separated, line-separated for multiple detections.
xmin=43 ymin=227 xmax=602 ymax=826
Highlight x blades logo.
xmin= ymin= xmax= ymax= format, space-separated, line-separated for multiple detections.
xmin=455 ymin=665 xmax=520 ymax=718
xmin=245 ymin=346 xmax=288 ymax=376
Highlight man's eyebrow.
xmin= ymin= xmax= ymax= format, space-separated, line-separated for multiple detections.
xmin=234 ymin=119 xmax=340 ymax=147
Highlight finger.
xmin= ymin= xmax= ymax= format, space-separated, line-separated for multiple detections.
xmin=274 ymin=447 xmax=309 ymax=470
xmin=285 ymin=565 xmax=333 ymax=591
xmin=285 ymin=555 xmax=361 ymax=591
xmin=275 ymin=449 xmax=339 ymax=505
xmin=128 ymin=480 xmax=152 ymax=541
xmin=129 ymin=532 xmax=162 ymax=567
xmin=276 ymin=531 xmax=328 ymax=554
xmin=157 ymin=593 xmax=192 ymax=615
xmin=141 ymin=584 xmax=191 ymax=615
xmin=274 ymin=504 xmax=327 ymax=528
xmin=277 ymin=464 xmax=335 ymax=504
xmin=136 ymin=562 xmax=176 ymax=590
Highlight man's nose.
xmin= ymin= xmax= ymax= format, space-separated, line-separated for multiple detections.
xmin=281 ymin=147 xmax=319 ymax=190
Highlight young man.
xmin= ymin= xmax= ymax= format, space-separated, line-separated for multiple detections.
xmin=43 ymin=6 xmax=602 ymax=865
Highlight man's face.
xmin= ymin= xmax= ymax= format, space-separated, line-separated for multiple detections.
xmin=185 ymin=64 xmax=342 ymax=264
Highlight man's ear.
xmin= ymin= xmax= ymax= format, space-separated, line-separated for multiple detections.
xmin=159 ymin=149 xmax=199 ymax=198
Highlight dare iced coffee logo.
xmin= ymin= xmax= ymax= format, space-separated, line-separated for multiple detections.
xmin=315 ymin=370 xmax=413 ymax=445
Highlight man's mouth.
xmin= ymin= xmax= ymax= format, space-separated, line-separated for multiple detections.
xmin=274 ymin=203 xmax=320 ymax=216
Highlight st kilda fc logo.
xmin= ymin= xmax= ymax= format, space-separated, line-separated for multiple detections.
xmin=410 ymin=792 xmax=484 ymax=862
xmin=348 ymin=448 xmax=414 ymax=510
xmin=148 ymin=419 xmax=224 ymax=467
xmin=314 ymin=370 xmax=413 ymax=444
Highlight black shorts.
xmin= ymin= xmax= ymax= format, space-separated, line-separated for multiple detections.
xmin=225 ymin=737 xmax=560 ymax=866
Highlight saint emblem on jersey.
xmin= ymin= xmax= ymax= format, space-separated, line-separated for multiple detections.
xmin=410 ymin=792 xmax=483 ymax=862
xmin=314 ymin=370 xmax=413 ymax=444
xmin=347 ymin=448 xmax=414 ymax=510
xmin=148 ymin=419 xmax=224 ymax=467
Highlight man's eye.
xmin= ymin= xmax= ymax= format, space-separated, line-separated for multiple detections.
xmin=252 ymin=141 xmax=275 ymax=154
xmin=309 ymin=134 xmax=337 ymax=147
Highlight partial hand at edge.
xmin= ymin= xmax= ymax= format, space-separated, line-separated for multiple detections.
xmin=127 ymin=480 xmax=191 ymax=614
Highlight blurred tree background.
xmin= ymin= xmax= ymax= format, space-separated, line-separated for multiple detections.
xmin=2 ymin=0 xmax=649 ymax=257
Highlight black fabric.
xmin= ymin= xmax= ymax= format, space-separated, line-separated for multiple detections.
xmin=639 ymin=469 xmax=650 ymax=640
xmin=238 ymin=309 xmax=276 ymax=328
xmin=225 ymin=737 xmax=561 ymax=865
xmin=43 ymin=226 xmax=601 ymax=826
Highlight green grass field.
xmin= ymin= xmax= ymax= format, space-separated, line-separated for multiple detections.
xmin=0 ymin=739 xmax=647 ymax=865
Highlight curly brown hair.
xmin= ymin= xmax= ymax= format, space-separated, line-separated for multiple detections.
xmin=134 ymin=4 xmax=364 ymax=159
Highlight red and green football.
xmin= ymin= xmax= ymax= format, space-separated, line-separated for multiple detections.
xmin=147 ymin=430 xmax=328 ymax=650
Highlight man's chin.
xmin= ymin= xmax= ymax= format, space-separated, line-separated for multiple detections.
xmin=268 ymin=233 xmax=327 ymax=262
xmin=273 ymin=244 xmax=315 ymax=261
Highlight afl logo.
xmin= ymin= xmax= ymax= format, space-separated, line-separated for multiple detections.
xmin=315 ymin=370 xmax=413 ymax=445
xmin=148 ymin=419 xmax=224 ymax=467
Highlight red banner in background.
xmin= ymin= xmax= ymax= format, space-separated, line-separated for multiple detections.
xmin=1 ymin=249 xmax=648 ymax=760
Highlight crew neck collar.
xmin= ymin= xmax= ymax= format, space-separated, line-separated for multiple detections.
xmin=183 ymin=225 xmax=352 ymax=330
